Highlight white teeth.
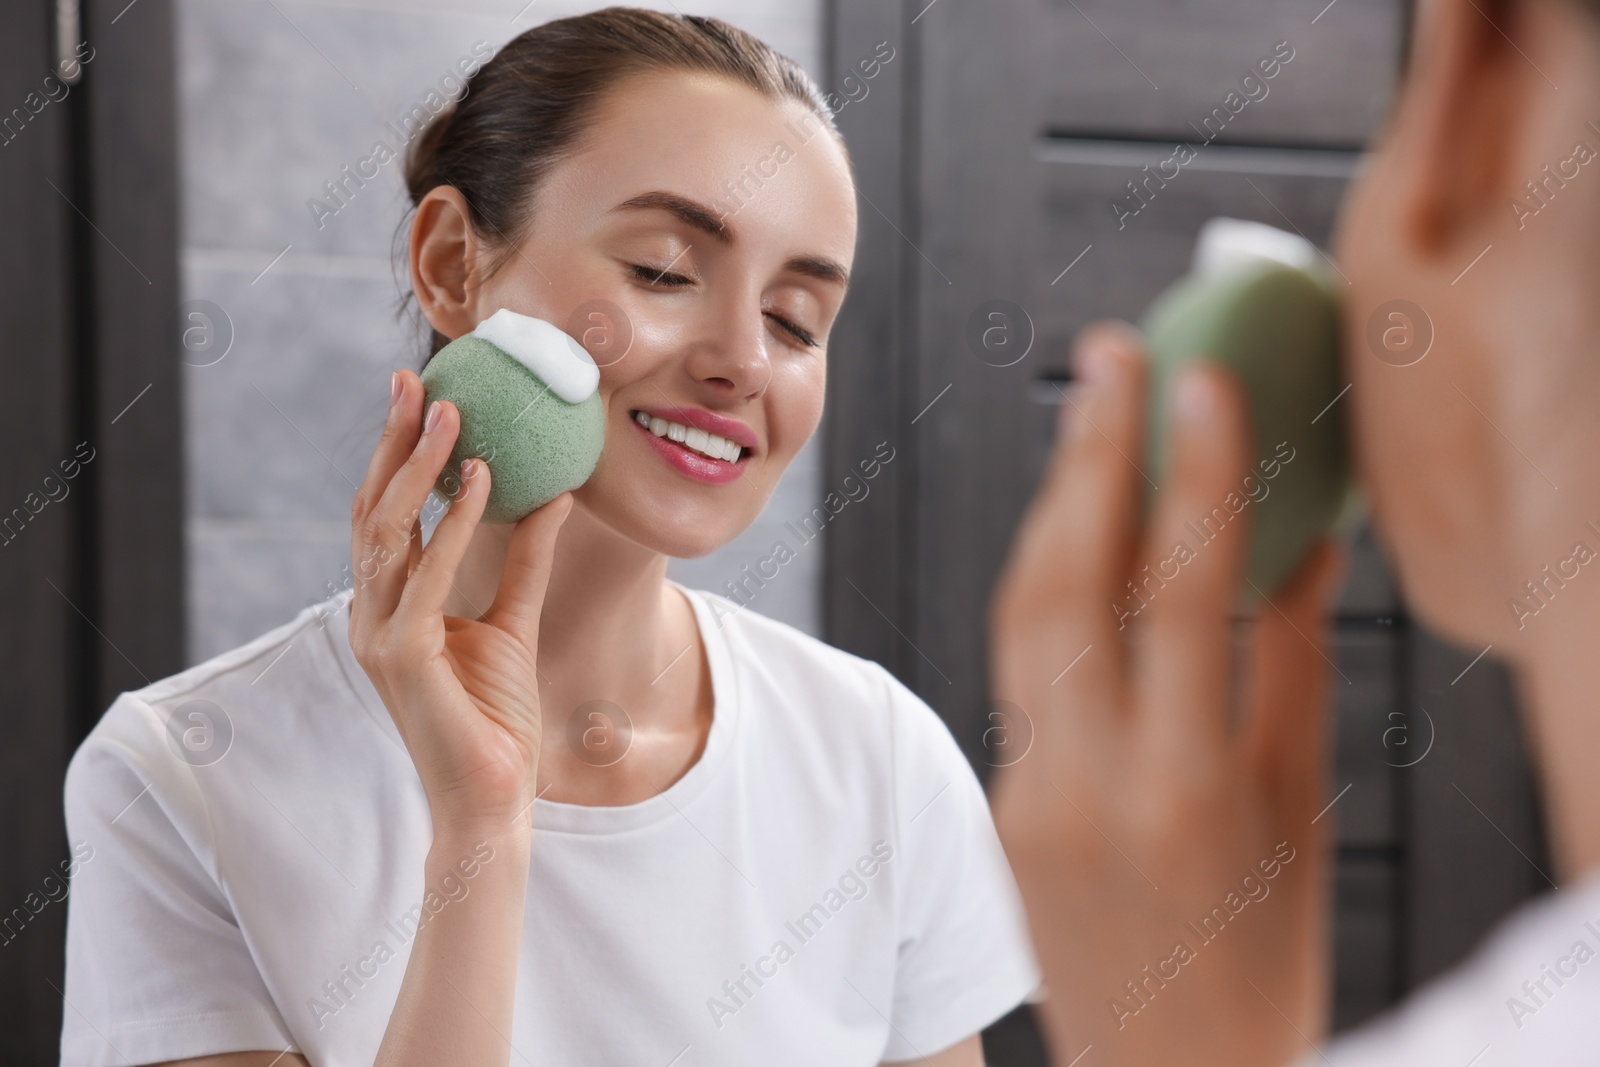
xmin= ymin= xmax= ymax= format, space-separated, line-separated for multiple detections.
xmin=634 ymin=411 xmax=744 ymax=463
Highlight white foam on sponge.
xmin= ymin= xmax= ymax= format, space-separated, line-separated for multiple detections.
xmin=471 ymin=309 xmax=599 ymax=404
xmin=1191 ymin=217 xmax=1324 ymax=278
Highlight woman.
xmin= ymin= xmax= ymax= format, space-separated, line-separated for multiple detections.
xmin=59 ymin=11 xmax=1037 ymax=1066
xmin=989 ymin=0 xmax=1600 ymax=1060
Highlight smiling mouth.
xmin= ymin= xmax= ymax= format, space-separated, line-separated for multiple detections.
xmin=630 ymin=410 xmax=748 ymax=463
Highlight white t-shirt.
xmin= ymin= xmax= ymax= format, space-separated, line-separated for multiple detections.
xmin=1309 ymin=868 xmax=1600 ymax=1066
xmin=60 ymin=583 xmax=1039 ymax=1067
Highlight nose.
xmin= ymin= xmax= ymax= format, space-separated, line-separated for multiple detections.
xmin=681 ymin=296 xmax=773 ymax=400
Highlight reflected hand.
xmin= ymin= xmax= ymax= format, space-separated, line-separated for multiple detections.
xmin=989 ymin=323 xmax=1345 ymax=1067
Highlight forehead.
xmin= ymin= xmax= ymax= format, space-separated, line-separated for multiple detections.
xmin=539 ymin=70 xmax=857 ymax=261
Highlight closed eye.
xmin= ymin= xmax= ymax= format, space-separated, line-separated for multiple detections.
xmin=765 ymin=311 xmax=819 ymax=349
xmin=629 ymin=263 xmax=818 ymax=348
xmin=630 ymin=263 xmax=694 ymax=287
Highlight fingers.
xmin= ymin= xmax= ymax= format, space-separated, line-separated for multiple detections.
xmin=352 ymin=371 xmax=421 ymax=587
xmin=1139 ymin=362 xmax=1255 ymax=756
xmin=354 ymin=393 xmax=463 ymax=623
xmin=484 ymin=492 xmax=575 ymax=649
xmin=350 ymin=370 xmax=427 ymax=622
xmin=393 ymin=455 xmax=492 ymax=625
xmin=988 ymin=321 xmax=1148 ymax=708
xmin=1244 ymin=537 xmax=1346 ymax=817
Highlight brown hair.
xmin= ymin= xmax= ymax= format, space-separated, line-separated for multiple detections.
xmin=401 ymin=7 xmax=843 ymax=359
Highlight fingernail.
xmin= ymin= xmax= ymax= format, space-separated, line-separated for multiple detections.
xmin=424 ymin=400 xmax=442 ymax=434
xmin=461 ymin=457 xmax=478 ymax=480
xmin=1075 ymin=339 xmax=1116 ymax=387
xmin=389 ymin=371 xmax=401 ymax=410
xmin=1174 ymin=365 xmax=1215 ymax=426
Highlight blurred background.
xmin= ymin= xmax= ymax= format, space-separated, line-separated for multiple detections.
xmin=0 ymin=0 xmax=1554 ymax=1062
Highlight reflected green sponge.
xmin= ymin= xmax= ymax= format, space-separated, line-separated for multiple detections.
xmin=1140 ymin=218 xmax=1355 ymax=596
xmin=420 ymin=309 xmax=605 ymax=524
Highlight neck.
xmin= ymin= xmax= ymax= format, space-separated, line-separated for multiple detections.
xmin=1512 ymin=571 xmax=1600 ymax=884
xmin=443 ymin=501 xmax=697 ymax=738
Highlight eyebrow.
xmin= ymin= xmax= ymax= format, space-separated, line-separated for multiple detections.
xmin=612 ymin=190 xmax=851 ymax=288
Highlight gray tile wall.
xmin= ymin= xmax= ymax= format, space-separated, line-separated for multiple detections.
xmin=178 ymin=0 xmax=826 ymax=663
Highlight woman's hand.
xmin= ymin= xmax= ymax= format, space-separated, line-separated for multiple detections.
xmin=989 ymin=323 xmax=1346 ymax=1067
xmin=348 ymin=369 xmax=572 ymax=837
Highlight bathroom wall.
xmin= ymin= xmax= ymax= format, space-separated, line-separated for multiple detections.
xmin=178 ymin=0 xmax=825 ymax=663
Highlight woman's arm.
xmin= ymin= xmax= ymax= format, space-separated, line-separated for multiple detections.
xmin=154 ymin=372 xmax=563 ymax=1067
xmin=348 ymin=371 xmax=568 ymax=1067
xmin=150 ymin=836 xmax=532 ymax=1067
xmin=148 ymin=372 xmax=561 ymax=1067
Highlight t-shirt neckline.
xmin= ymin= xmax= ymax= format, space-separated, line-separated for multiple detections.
xmin=327 ymin=579 xmax=739 ymax=836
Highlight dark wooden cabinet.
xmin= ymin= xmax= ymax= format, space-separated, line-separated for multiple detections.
xmin=824 ymin=0 xmax=1550 ymax=1057
xmin=0 ymin=0 xmax=182 ymax=1061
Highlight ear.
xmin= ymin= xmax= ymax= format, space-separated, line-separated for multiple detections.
xmin=1393 ymin=0 xmax=1544 ymax=257
xmin=410 ymin=186 xmax=486 ymax=341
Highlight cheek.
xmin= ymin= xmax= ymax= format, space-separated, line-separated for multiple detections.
xmin=591 ymin=313 xmax=678 ymax=401
xmin=1344 ymin=287 xmax=1509 ymax=641
xmin=1338 ymin=166 xmax=1449 ymax=551
xmin=765 ymin=358 xmax=826 ymax=459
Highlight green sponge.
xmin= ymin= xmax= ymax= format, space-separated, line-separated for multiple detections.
xmin=1139 ymin=218 xmax=1355 ymax=596
xmin=420 ymin=309 xmax=605 ymax=524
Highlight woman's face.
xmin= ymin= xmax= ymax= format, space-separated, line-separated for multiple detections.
xmin=452 ymin=71 xmax=857 ymax=559
xmin=1330 ymin=0 xmax=1600 ymax=651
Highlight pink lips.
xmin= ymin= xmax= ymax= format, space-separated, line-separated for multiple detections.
xmin=630 ymin=405 xmax=757 ymax=486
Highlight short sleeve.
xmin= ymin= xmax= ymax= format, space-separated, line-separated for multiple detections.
xmin=61 ymin=694 xmax=296 ymax=1066
xmin=877 ymin=668 xmax=1041 ymax=1061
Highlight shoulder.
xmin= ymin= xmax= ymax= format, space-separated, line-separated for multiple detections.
xmin=1320 ymin=871 xmax=1600 ymax=1065
xmin=65 ymin=590 xmax=385 ymax=844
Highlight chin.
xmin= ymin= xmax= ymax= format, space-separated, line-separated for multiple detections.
xmin=636 ymin=519 xmax=748 ymax=561
xmin=1364 ymin=468 xmax=1517 ymax=650
xmin=572 ymin=480 xmax=762 ymax=561
xmin=1390 ymin=540 xmax=1506 ymax=648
